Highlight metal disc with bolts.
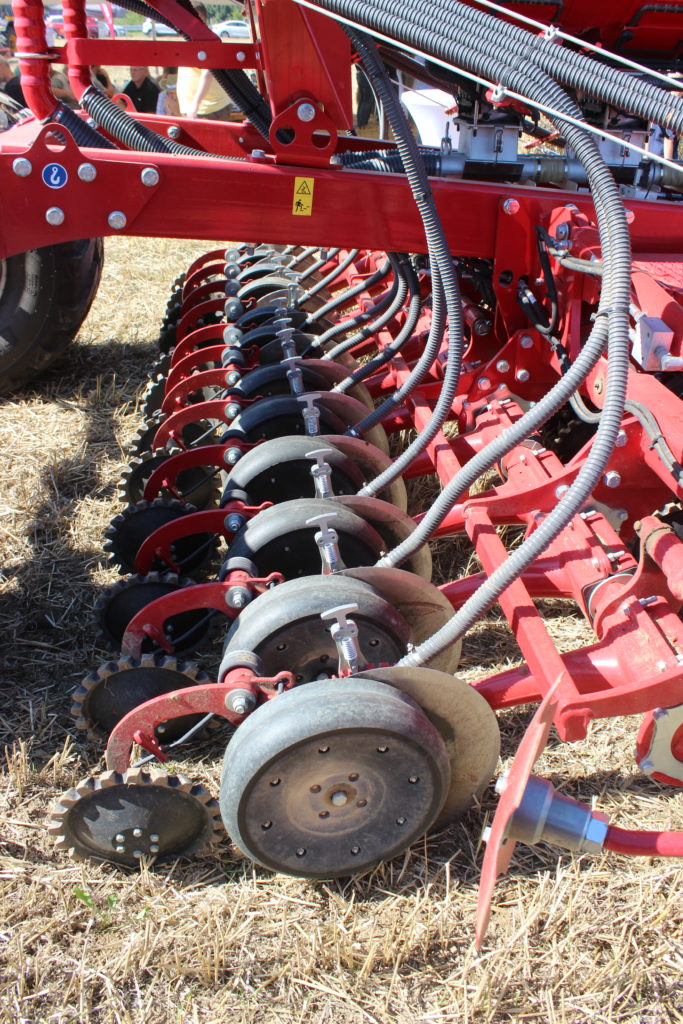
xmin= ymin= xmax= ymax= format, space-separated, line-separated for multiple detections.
xmin=49 ymin=767 xmax=222 ymax=867
xmin=219 ymin=677 xmax=450 ymax=878
xmin=220 ymin=574 xmax=410 ymax=683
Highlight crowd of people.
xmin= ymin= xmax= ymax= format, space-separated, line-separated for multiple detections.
xmin=0 ymin=2 xmax=239 ymax=120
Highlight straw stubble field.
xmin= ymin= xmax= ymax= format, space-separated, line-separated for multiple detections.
xmin=1 ymin=236 xmax=682 ymax=1024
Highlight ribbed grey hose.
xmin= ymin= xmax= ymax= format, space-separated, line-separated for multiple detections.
xmin=305 ymin=257 xmax=392 ymax=323
xmin=347 ymin=29 xmax=465 ymax=496
xmin=301 ymin=1 xmax=632 ymax=666
xmin=310 ymin=0 xmax=627 ymax=562
xmin=351 ymin=264 xmax=446 ymax=434
xmin=299 ymin=249 xmax=359 ymax=300
xmin=332 ymin=254 xmax=422 ymax=393
xmin=418 ymin=0 xmax=683 ymax=135
xmin=297 ymin=248 xmax=341 ymax=283
xmin=320 ymin=252 xmax=408 ymax=358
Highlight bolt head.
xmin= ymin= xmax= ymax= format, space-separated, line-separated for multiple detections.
xmin=236 ymin=50 xmax=246 ymax=61
xmin=224 ymin=402 xmax=242 ymax=420
xmin=77 ymin=162 xmax=96 ymax=182
xmin=12 ymin=157 xmax=32 ymax=177
xmin=604 ymin=471 xmax=621 ymax=489
xmin=197 ymin=49 xmax=207 ymax=61
xmin=167 ymin=125 xmax=181 ymax=139
xmin=226 ymin=513 xmax=245 ymax=532
xmin=520 ymin=334 xmax=534 ymax=349
xmin=108 ymin=210 xmax=127 ymax=230
xmin=45 ymin=206 xmax=65 ymax=226
xmin=250 ymin=148 xmax=266 ymax=159
xmin=477 ymin=377 xmax=491 ymax=392
xmin=225 ymin=447 xmax=242 ymax=466
xmin=516 ymin=368 xmax=530 ymax=382
xmin=555 ymin=484 xmax=569 ymax=498
xmin=225 ymin=370 xmax=242 ymax=386
xmin=495 ymin=360 xmax=510 ymax=373
xmin=503 ymin=198 xmax=520 ymax=215
xmin=141 ymin=166 xmax=159 ymax=187
xmin=615 ymin=430 xmax=627 ymax=447
xmin=297 ymin=102 xmax=316 ymax=122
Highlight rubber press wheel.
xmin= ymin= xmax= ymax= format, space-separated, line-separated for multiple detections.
xmin=219 ymin=676 xmax=450 ymax=878
xmin=220 ymin=574 xmax=411 ymax=682
xmin=0 ymin=238 xmax=103 ymax=394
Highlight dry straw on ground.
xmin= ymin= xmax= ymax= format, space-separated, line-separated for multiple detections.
xmin=1 ymin=237 xmax=682 ymax=1024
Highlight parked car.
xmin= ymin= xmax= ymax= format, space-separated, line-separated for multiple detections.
xmin=142 ymin=18 xmax=177 ymax=36
xmin=212 ymin=19 xmax=250 ymax=40
xmin=45 ymin=13 xmax=99 ymax=37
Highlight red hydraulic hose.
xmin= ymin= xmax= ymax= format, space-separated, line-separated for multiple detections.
xmin=604 ymin=826 xmax=683 ymax=858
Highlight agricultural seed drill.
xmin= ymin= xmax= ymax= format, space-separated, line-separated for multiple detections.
xmin=1 ymin=0 xmax=683 ymax=942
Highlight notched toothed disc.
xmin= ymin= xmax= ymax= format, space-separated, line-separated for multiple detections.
xmin=71 ymin=652 xmax=210 ymax=742
xmin=48 ymin=767 xmax=222 ymax=867
xmin=94 ymin=571 xmax=215 ymax=655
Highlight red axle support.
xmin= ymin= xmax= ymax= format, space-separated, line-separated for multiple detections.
xmin=104 ymin=666 xmax=295 ymax=773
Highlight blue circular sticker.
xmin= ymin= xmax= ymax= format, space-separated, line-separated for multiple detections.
xmin=42 ymin=163 xmax=68 ymax=189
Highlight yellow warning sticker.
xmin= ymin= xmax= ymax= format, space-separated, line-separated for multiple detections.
xmin=292 ymin=176 xmax=315 ymax=216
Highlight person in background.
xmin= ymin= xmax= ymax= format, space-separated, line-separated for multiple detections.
xmin=0 ymin=55 xmax=24 ymax=106
xmin=177 ymin=3 xmax=235 ymax=120
xmin=156 ymin=67 xmax=180 ymax=116
xmin=50 ymin=65 xmax=78 ymax=107
xmin=91 ymin=65 xmax=115 ymax=98
xmin=123 ymin=66 xmax=160 ymax=113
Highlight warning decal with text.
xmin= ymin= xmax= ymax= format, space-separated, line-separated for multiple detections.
xmin=292 ymin=177 xmax=315 ymax=216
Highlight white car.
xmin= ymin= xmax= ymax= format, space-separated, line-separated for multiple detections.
xmin=142 ymin=18 xmax=177 ymax=36
xmin=212 ymin=19 xmax=250 ymax=40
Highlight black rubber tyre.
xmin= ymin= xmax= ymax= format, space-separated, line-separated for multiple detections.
xmin=0 ymin=238 xmax=104 ymax=395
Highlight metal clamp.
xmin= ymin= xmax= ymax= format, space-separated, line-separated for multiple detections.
xmin=298 ymin=393 xmax=321 ymax=435
xmin=321 ymin=603 xmax=360 ymax=675
xmin=306 ymin=448 xmax=335 ymax=498
xmin=306 ymin=511 xmax=345 ymax=574
xmin=282 ymin=355 xmax=305 ymax=396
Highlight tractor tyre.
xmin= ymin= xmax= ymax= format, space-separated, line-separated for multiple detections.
xmin=0 ymin=237 xmax=104 ymax=395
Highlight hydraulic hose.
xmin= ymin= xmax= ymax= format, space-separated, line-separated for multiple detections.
xmin=340 ymin=148 xmax=441 ymax=174
xmin=304 ymin=257 xmax=392 ymax=326
xmin=604 ymin=826 xmax=683 ymax=858
xmin=304 ymin=0 xmax=631 ymax=665
xmin=347 ymin=29 xmax=465 ymax=496
xmin=399 ymin=0 xmax=683 ymax=136
xmin=300 ymin=249 xmax=359 ymax=300
xmin=297 ymin=248 xmax=341 ymax=283
xmin=333 ymin=254 xmax=422 ymax=392
xmin=321 ymin=250 xmax=409 ymax=359
xmin=82 ymin=86 xmax=247 ymax=160
xmin=52 ymin=102 xmax=117 ymax=149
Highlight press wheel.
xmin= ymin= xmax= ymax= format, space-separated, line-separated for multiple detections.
xmin=220 ymin=574 xmax=410 ymax=683
xmin=359 ymin=666 xmax=500 ymax=826
xmin=224 ymin=498 xmax=386 ymax=580
xmin=221 ymin=435 xmax=366 ymax=505
xmin=219 ymin=677 xmax=450 ymax=878
xmin=49 ymin=767 xmax=222 ymax=866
